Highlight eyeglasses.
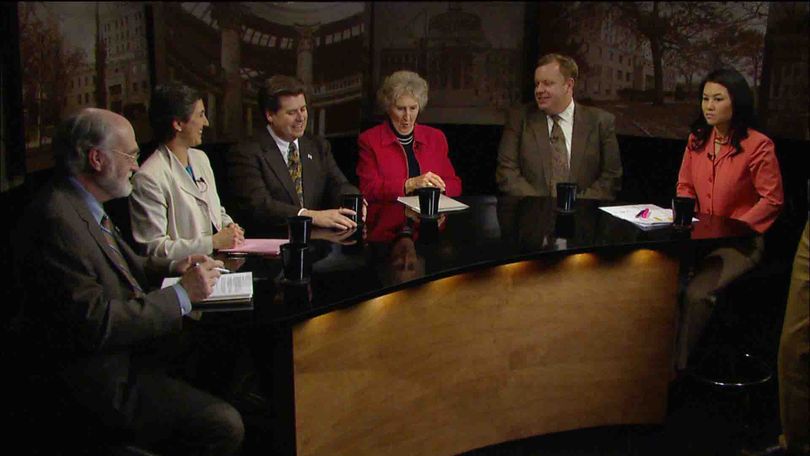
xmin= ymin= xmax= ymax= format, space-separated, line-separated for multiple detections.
xmin=108 ymin=149 xmax=140 ymax=164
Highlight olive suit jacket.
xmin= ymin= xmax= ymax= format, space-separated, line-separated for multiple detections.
xmin=496 ymin=102 xmax=622 ymax=200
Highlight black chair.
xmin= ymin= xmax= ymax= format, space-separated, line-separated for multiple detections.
xmin=686 ymin=241 xmax=792 ymax=439
xmin=689 ymin=194 xmax=802 ymax=391
xmin=688 ymin=287 xmax=773 ymax=390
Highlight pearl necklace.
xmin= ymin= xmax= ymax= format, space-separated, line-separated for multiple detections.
xmin=714 ymin=131 xmax=729 ymax=145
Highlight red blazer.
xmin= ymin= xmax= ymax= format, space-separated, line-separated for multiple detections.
xmin=357 ymin=122 xmax=462 ymax=202
xmin=676 ymin=128 xmax=783 ymax=233
xmin=365 ymin=201 xmax=446 ymax=243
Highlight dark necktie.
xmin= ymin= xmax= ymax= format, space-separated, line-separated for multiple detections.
xmin=550 ymin=115 xmax=570 ymax=196
xmin=288 ymin=142 xmax=304 ymax=207
xmin=100 ymin=215 xmax=143 ymax=295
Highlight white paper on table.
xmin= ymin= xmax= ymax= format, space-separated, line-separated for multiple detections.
xmin=162 ymin=272 xmax=253 ymax=302
xmin=599 ymin=204 xmax=698 ymax=230
xmin=396 ymin=195 xmax=469 ymax=213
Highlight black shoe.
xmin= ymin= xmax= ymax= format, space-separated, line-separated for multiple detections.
xmin=228 ymin=371 xmax=268 ymax=413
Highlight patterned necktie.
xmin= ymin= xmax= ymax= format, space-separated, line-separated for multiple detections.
xmin=100 ymin=215 xmax=143 ymax=295
xmin=288 ymin=142 xmax=304 ymax=207
xmin=550 ymin=115 xmax=570 ymax=196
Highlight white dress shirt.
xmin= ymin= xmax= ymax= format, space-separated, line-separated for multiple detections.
xmin=267 ymin=124 xmax=300 ymax=166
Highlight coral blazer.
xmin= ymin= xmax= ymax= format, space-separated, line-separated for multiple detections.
xmin=357 ymin=122 xmax=462 ymax=202
xmin=676 ymin=128 xmax=783 ymax=233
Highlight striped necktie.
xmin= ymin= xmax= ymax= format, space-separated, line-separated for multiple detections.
xmin=288 ymin=142 xmax=304 ymax=207
xmin=550 ymin=115 xmax=570 ymax=196
xmin=100 ymin=215 xmax=143 ymax=295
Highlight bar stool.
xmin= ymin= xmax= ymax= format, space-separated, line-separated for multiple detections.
xmin=687 ymin=268 xmax=778 ymax=441
xmin=689 ymin=294 xmax=773 ymax=390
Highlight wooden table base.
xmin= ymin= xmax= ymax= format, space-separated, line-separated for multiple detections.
xmin=293 ymin=249 xmax=679 ymax=455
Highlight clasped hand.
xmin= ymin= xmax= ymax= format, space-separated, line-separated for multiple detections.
xmin=405 ymin=171 xmax=446 ymax=194
xmin=212 ymin=223 xmax=245 ymax=250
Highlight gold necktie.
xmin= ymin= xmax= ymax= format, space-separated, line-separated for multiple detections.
xmin=550 ymin=115 xmax=569 ymax=196
xmin=288 ymin=142 xmax=304 ymax=207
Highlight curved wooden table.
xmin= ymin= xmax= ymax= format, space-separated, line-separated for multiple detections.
xmin=214 ymin=196 xmax=754 ymax=455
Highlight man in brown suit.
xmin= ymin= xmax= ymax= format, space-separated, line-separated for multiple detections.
xmin=496 ymin=53 xmax=622 ymax=200
xmin=226 ymin=75 xmax=361 ymax=231
xmin=13 ymin=108 xmax=244 ymax=455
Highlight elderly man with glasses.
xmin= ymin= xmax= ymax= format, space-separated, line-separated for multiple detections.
xmin=11 ymin=108 xmax=244 ymax=454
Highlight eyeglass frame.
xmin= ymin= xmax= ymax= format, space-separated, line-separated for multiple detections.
xmin=106 ymin=148 xmax=141 ymax=164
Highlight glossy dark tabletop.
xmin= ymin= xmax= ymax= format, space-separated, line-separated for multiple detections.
xmin=206 ymin=196 xmax=755 ymax=325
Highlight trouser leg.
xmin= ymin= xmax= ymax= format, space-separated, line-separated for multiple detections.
xmin=674 ymin=237 xmax=763 ymax=370
xmin=778 ymin=222 xmax=809 ymax=454
xmin=128 ymin=371 xmax=245 ymax=456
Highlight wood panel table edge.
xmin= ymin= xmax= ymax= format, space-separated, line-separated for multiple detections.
xmin=291 ymin=246 xmax=681 ymax=456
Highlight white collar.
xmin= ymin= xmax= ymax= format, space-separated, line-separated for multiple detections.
xmin=266 ymin=124 xmax=299 ymax=154
xmin=551 ymin=99 xmax=575 ymax=123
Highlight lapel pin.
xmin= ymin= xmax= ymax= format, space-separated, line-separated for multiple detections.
xmin=307 ymin=154 xmax=313 ymax=160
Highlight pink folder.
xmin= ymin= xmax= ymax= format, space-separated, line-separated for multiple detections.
xmin=218 ymin=239 xmax=285 ymax=256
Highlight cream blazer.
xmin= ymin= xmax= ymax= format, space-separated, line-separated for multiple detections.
xmin=129 ymin=145 xmax=235 ymax=260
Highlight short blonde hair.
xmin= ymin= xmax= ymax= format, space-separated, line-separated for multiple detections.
xmin=537 ymin=53 xmax=579 ymax=81
xmin=377 ymin=70 xmax=428 ymax=112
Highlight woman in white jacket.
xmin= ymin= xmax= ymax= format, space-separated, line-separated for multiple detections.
xmin=130 ymin=82 xmax=244 ymax=260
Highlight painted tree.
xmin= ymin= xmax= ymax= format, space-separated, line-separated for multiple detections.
xmin=609 ymin=2 xmax=767 ymax=105
xmin=18 ymin=3 xmax=85 ymax=147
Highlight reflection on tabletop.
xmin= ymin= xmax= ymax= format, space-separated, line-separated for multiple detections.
xmin=203 ymin=196 xmax=758 ymax=323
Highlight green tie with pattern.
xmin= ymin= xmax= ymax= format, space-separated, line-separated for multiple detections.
xmin=550 ymin=115 xmax=569 ymax=196
xmin=288 ymin=142 xmax=304 ymax=207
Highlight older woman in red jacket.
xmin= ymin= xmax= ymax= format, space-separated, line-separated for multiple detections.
xmin=357 ymin=70 xmax=462 ymax=202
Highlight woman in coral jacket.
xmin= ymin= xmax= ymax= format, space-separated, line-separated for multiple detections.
xmin=674 ymin=68 xmax=783 ymax=370
xmin=357 ymin=70 xmax=462 ymax=202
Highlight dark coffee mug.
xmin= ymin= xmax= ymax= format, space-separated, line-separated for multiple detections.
xmin=554 ymin=212 xmax=576 ymax=239
xmin=282 ymin=283 xmax=313 ymax=308
xmin=418 ymin=217 xmax=440 ymax=244
xmin=417 ymin=187 xmax=441 ymax=218
xmin=672 ymin=196 xmax=695 ymax=229
xmin=287 ymin=215 xmax=312 ymax=245
xmin=556 ymin=182 xmax=578 ymax=213
xmin=280 ymin=242 xmax=311 ymax=283
xmin=341 ymin=193 xmax=363 ymax=224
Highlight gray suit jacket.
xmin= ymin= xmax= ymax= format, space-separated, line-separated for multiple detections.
xmin=496 ymin=102 xmax=622 ymax=200
xmin=14 ymin=177 xmax=181 ymax=427
xmin=226 ymin=128 xmax=359 ymax=228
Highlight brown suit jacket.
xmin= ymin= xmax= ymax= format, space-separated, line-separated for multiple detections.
xmin=496 ymin=102 xmax=622 ymax=200
xmin=226 ymin=128 xmax=359 ymax=229
xmin=14 ymin=177 xmax=181 ymax=427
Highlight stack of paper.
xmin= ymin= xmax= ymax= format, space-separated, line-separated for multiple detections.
xmin=599 ymin=204 xmax=682 ymax=230
xmin=218 ymin=239 xmax=285 ymax=256
xmin=396 ymin=195 xmax=469 ymax=213
xmin=162 ymin=272 xmax=253 ymax=303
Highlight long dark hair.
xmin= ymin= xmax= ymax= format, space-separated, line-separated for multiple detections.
xmin=688 ymin=68 xmax=757 ymax=154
